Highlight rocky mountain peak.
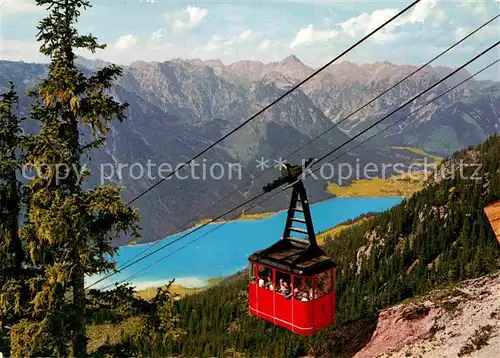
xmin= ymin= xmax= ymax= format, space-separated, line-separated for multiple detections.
xmin=279 ymin=54 xmax=303 ymax=65
xmin=130 ymin=60 xmax=158 ymax=69
xmin=260 ymin=71 xmax=293 ymax=90
xmin=75 ymin=56 xmax=110 ymax=70
xmin=226 ymin=60 xmax=265 ymax=84
xmin=203 ymin=59 xmax=225 ymax=68
xmin=267 ymin=55 xmax=313 ymax=82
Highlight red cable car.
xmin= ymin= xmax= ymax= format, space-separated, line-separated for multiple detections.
xmin=248 ymin=162 xmax=336 ymax=335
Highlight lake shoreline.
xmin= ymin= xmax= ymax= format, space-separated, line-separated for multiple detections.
xmin=97 ymin=196 xmax=403 ymax=291
xmin=134 ymin=209 xmax=379 ymax=293
xmin=122 ymin=193 xmax=404 ymax=248
xmin=131 ymin=198 xmax=403 ymax=294
xmin=136 ymin=277 xmax=225 ymax=299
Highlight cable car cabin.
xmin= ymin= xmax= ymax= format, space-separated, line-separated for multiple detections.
xmin=248 ymin=171 xmax=336 ymax=335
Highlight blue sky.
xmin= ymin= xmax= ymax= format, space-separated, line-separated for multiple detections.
xmin=1 ymin=0 xmax=499 ymax=79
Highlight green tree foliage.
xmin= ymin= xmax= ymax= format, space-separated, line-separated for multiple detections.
xmin=134 ymin=284 xmax=186 ymax=357
xmin=142 ymin=135 xmax=500 ymax=357
xmin=87 ymin=282 xmax=185 ymax=358
xmin=326 ymin=135 xmax=500 ymax=325
xmin=0 ymin=83 xmax=26 ymax=352
xmin=0 ymin=83 xmax=23 ymax=277
xmin=8 ymin=0 xmax=140 ymax=356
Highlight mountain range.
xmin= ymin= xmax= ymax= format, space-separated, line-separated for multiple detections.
xmin=0 ymin=55 xmax=498 ymax=244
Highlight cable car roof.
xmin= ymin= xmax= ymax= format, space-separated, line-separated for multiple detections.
xmin=249 ymin=243 xmax=336 ymax=276
xmin=250 ymin=163 xmax=336 ymax=276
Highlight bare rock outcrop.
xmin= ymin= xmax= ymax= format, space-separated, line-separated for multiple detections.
xmin=354 ymin=271 xmax=500 ymax=358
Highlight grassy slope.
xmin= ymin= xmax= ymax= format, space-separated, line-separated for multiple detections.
xmin=236 ymin=212 xmax=276 ymax=221
xmin=327 ymin=172 xmax=426 ymax=198
xmin=135 ymin=277 xmax=224 ymax=300
xmin=326 ymin=146 xmax=444 ymax=198
xmin=88 ymin=277 xmax=225 ymax=353
xmin=391 ymin=146 xmax=444 ymax=164
xmin=195 ymin=211 xmax=276 ymax=227
xmin=87 ymin=317 xmax=143 ymax=353
xmin=317 ymin=217 xmax=373 ymax=244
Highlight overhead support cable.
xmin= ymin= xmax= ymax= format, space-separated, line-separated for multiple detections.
xmin=309 ymin=41 xmax=500 ymax=170
xmin=113 ymin=14 xmax=499 ymax=274
xmin=125 ymin=0 xmax=424 ymax=205
xmin=87 ymin=41 xmax=499 ymax=290
xmin=109 ymin=57 xmax=499 ymax=291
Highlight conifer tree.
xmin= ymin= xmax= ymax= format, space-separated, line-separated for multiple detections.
xmin=12 ymin=0 xmax=140 ymax=356
xmin=0 ymin=83 xmax=25 ymax=351
xmin=135 ymin=284 xmax=185 ymax=357
xmin=0 ymin=83 xmax=23 ymax=280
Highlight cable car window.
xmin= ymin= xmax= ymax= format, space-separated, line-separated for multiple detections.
xmin=275 ymin=271 xmax=292 ymax=299
xmin=314 ymin=270 xmax=333 ymax=299
xmin=249 ymin=262 xmax=256 ymax=283
xmin=258 ymin=265 xmax=274 ymax=290
xmin=293 ymin=276 xmax=313 ymax=301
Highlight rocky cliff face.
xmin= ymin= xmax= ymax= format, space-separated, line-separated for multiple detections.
xmin=355 ymin=271 xmax=500 ymax=358
xmin=307 ymin=271 xmax=500 ymax=358
xmin=199 ymin=57 xmax=499 ymax=156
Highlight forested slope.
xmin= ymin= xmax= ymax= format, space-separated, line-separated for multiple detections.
xmin=104 ymin=135 xmax=500 ymax=357
xmin=327 ymin=134 xmax=500 ymax=325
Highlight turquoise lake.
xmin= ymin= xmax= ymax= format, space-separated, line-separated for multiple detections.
xmin=88 ymin=197 xmax=403 ymax=290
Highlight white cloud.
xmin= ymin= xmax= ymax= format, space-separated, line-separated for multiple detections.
xmin=151 ymin=28 xmax=166 ymax=42
xmin=197 ymin=34 xmax=222 ymax=53
xmin=222 ymin=29 xmax=259 ymax=46
xmin=258 ymin=39 xmax=271 ymax=51
xmin=454 ymin=27 xmax=470 ymax=41
xmin=290 ymin=0 xmax=441 ymax=48
xmin=237 ymin=29 xmax=257 ymax=43
xmin=167 ymin=6 xmax=208 ymax=32
xmin=398 ymin=0 xmax=437 ymax=24
xmin=458 ymin=0 xmax=490 ymax=16
xmin=114 ymin=34 xmax=139 ymax=50
xmin=189 ymin=33 xmax=279 ymax=62
xmin=290 ymin=24 xmax=337 ymax=48
xmin=339 ymin=8 xmax=400 ymax=38
xmin=0 ymin=39 xmax=46 ymax=62
xmin=1 ymin=0 xmax=45 ymax=14
xmin=76 ymin=41 xmax=176 ymax=65
xmin=431 ymin=9 xmax=447 ymax=28
xmin=371 ymin=32 xmax=402 ymax=44
xmin=290 ymin=7 xmax=400 ymax=48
